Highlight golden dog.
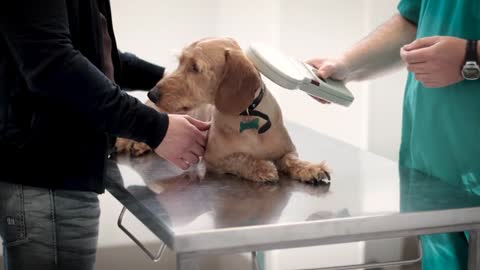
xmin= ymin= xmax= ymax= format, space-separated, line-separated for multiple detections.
xmin=116 ymin=38 xmax=330 ymax=184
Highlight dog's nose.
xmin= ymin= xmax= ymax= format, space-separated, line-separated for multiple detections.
xmin=147 ymin=87 xmax=162 ymax=103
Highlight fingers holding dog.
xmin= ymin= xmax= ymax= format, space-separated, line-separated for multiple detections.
xmin=182 ymin=152 xmax=200 ymax=167
xmin=185 ymin=115 xmax=211 ymax=131
xmin=190 ymin=143 xmax=206 ymax=157
xmin=154 ymin=114 xmax=210 ymax=170
xmin=184 ymin=115 xmax=210 ymax=147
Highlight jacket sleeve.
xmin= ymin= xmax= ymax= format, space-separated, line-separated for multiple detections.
xmin=118 ymin=52 xmax=165 ymax=91
xmin=0 ymin=0 xmax=168 ymax=149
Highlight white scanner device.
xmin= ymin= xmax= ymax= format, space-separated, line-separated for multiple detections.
xmin=245 ymin=43 xmax=354 ymax=107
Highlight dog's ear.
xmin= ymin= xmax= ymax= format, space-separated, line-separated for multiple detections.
xmin=215 ymin=49 xmax=261 ymax=115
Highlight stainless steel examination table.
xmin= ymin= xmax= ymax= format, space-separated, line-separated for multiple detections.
xmin=105 ymin=122 xmax=480 ymax=270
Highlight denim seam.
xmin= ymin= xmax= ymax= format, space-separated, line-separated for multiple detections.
xmin=18 ymin=185 xmax=26 ymax=241
xmin=49 ymin=189 xmax=58 ymax=268
xmin=2 ymin=184 xmax=29 ymax=247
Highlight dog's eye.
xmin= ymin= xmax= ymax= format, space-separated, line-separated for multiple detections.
xmin=190 ymin=63 xmax=200 ymax=73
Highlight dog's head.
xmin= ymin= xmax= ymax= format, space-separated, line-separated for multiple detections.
xmin=148 ymin=38 xmax=261 ymax=115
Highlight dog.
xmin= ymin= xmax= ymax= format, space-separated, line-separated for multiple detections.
xmin=116 ymin=37 xmax=330 ymax=184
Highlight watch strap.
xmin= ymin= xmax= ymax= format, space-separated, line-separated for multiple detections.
xmin=466 ymin=40 xmax=478 ymax=62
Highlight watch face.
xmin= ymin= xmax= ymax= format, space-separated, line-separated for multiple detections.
xmin=463 ymin=68 xmax=480 ymax=80
xmin=462 ymin=62 xmax=480 ymax=80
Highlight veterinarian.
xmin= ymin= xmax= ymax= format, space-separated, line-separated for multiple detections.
xmin=0 ymin=0 xmax=210 ymax=269
xmin=308 ymin=1 xmax=479 ymax=269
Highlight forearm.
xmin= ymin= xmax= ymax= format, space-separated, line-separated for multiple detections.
xmin=342 ymin=13 xmax=417 ymax=82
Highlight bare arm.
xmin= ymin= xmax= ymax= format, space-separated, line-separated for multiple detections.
xmin=342 ymin=14 xmax=417 ymax=82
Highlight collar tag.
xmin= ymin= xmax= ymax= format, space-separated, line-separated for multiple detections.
xmin=240 ymin=118 xmax=260 ymax=133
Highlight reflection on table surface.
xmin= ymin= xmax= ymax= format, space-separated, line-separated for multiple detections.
xmin=106 ymin=122 xmax=480 ymax=236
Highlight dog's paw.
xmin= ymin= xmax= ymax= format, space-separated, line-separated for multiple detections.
xmin=131 ymin=142 xmax=152 ymax=157
xmin=115 ymin=138 xmax=134 ymax=153
xmin=114 ymin=138 xmax=151 ymax=157
xmin=292 ymin=161 xmax=331 ymax=184
xmin=249 ymin=160 xmax=279 ymax=183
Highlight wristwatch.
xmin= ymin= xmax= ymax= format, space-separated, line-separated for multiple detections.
xmin=461 ymin=40 xmax=480 ymax=80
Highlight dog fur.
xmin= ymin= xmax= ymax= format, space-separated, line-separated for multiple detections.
xmin=116 ymin=38 xmax=330 ymax=184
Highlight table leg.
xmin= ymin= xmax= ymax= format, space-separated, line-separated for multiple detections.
xmin=177 ymin=253 xmax=200 ymax=270
xmin=469 ymin=230 xmax=480 ymax=270
xmin=252 ymin=251 xmax=260 ymax=270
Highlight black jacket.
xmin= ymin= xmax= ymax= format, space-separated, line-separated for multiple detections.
xmin=0 ymin=0 xmax=169 ymax=193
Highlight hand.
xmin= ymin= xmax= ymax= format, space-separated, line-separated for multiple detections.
xmin=400 ymin=36 xmax=466 ymax=88
xmin=305 ymin=58 xmax=350 ymax=104
xmin=154 ymin=115 xmax=210 ymax=170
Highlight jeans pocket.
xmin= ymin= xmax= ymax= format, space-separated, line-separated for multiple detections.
xmin=0 ymin=182 xmax=29 ymax=246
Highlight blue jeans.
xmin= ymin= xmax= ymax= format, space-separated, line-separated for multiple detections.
xmin=0 ymin=181 xmax=100 ymax=270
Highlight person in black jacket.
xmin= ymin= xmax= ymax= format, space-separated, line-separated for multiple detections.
xmin=0 ymin=0 xmax=209 ymax=269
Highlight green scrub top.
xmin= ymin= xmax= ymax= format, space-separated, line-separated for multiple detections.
xmin=397 ymin=1 xmax=480 ymax=269
xmin=398 ymin=0 xmax=480 ymax=190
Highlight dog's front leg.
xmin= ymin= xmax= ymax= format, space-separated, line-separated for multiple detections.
xmin=276 ymin=152 xmax=331 ymax=184
xmin=206 ymin=153 xmax=279 ymax=183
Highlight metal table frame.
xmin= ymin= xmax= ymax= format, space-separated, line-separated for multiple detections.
xmin=117 ymin=205 xmax=428 ymax=270
xmin=106 ymin=122 xmax=480 ymax=270
xmin=113 ymin=200 xmax=480 ymax=270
